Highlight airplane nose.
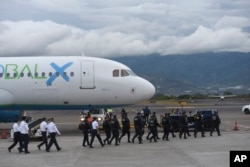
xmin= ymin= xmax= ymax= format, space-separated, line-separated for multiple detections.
xmin=143 ymin=80 xmax=156 ymax=100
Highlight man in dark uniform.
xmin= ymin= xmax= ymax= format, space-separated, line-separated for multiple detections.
xmin=79 ymin=116 xmax=91 ymax=147
xmin=210 ymin=111 xmax=221 ymax=136
xmin=103 ymin=115 xmax=111 ymax=145
xmin=148 ymin=115 xmax=158 ymax=142
xmin=110 ymin=115 xmax=121 ymax=146
xmin=161 ymin=113 xmax=170 ymax=140
xmin=179 ymin=111 xmax=188 ymax=139
xmin=119 ymin=113 xmax=131 ymax=143
xmin=194 ymin=111 xmax=205 ymax=138
xmin=132 ymin=112 xmax=143 ymax=144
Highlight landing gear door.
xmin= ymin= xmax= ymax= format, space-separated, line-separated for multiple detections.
xmin=80 ymin=61 xmax=95 ymax=89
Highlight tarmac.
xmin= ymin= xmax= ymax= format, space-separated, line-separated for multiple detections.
xmin=1 ymin=131 xmax=250 ymax=167
xmin=1 ymin=99 xmax=250 ymax=167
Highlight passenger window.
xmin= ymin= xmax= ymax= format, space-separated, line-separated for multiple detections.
xmin=35 ymin=72 xmax=38 ymax=77
xmin=6 ymin=73 xmax=10 ymax=77
xmin=49 ymin=72 xmax=52 ymax=77
xmin=63 ymin=72 xmax=67 ymax=76
xmin=121 ymin=69 xmax=129 ymax=77
xmin=0 ymin=73 xmax=2 ymax=78
xmin=70 ymin=72 xmax=74 ymax=77
xmin=13 ymin=73 xmax=18 ymax=78
xmin=28 ymin=73 xmax=32 ymax=77
xmin=42 ymin=72 xmax=46 ymax=77
xmin=113 ymin=69 xmax=119 ymax=77
xmin=20 ymin=73 xmax=24 ymax=77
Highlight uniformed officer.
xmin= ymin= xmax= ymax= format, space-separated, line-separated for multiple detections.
xmin=210 ymin=111 xmax=221 ymax=136
xmin=132 ymin=112 xmax=143 ymax=144
xmin=119 ymin=113 xmax=131 ymax=143
xmin=8 ymin=120 xmax=21 ymax=153
xmin=79 ymin=116 xmax=91 ymax=147
xmin=179 ymin=111 xmax=188 ymax=139
xmin=193 ymin=111 xmax=205 ymax=138
xmin=110 ymin=115 xmax=121 ymax=146
xmin=37 ymin=117 xmax=48 ymax=150
xmin=148 ymin=115 xmax=158 ymax=142
xmin=89 ymin=117 xmax=105 ymax=148
xmin=161 ymin=113 xmax=170 ymax=140
xmin=46 ymin=118 xmax=61 ymax=152
xmin=18 ymin=117 xmax=30 ymax=153
xmin=103 ymin=115 xmax=111 ymax=145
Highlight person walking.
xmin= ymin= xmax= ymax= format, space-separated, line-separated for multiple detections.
xmin=132 ymin=112 xmax=143 ymax=144
xmin=8 ymin=120 xmax=21 ymax=153
xmin=79 ymin=116 xmax=91 ymax=147
xmin=46 ymin=118 xmax=61 ymax=152
xmin=161 ymin=113 xmax=170 ymax=141
xmin=193 ymin=111 xmax=205 ymax=138
xmin=119 ymin=112 xmax=131 ymax=143
xmin=89 ymin=117 xmax=105 ymax=148
xmin=210 ymin=111 xmax=221 ymax=136
xmin=18 ymin=117 xmax=30 ymax=154
xmin=103 ymin=115 xmax=111 ymax=145
xmin=37 ymin=117 xmax=48 ymax=150
xmin=179 ymin=111 xmax=188 ymax=139
xmin=110 ymin=115 xmax=121 ymax=146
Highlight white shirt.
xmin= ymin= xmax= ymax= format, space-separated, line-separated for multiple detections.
xmin=40 ymin=121 xmax=48 ymax=132
xmin=13 ymin=122 xmax=20 ymax=133
xmin=19 ymin=120 xmax=29 ymax=134
xmin=92 ymin=120 xmax=99 ymax=130
xmin=47 ymin=122 xmax=61 ymax=135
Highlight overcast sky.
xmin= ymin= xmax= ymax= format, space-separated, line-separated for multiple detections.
xmin=0 ymin=0 xmax=250 ymax=57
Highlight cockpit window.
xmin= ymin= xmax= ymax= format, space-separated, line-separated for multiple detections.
xmin=113 ymin=69 xmax=119 ymax=77
xmin=121 ymin=69 xmax=129 ymax=77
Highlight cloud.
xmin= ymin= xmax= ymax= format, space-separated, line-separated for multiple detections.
xmin=0 ymin=0 xmax=250 ymax=57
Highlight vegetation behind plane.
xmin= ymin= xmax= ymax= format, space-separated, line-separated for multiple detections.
xmin=112 ymin=52 xmax=250 ymax=95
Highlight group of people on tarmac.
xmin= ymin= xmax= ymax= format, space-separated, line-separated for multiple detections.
xmin=78 ymin=106 xmax=221 ymax=148
xmin=7 ymin=117 xmax=61 ymax=154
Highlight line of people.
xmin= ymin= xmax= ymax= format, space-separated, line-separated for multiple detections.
xmin=8 ymin=117 xmax=62 ymax=154
xmin=79 ymin=107 xmax=221 ymax=148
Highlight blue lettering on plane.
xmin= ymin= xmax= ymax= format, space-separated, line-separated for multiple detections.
xmin=46 ymin=62 xmax=73 ymax=86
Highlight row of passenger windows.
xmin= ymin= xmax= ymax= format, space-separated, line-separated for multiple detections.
xmin=0 ymin=72 xmax=75 ymax=78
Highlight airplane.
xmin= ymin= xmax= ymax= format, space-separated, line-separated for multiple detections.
xmin=0 ymin=56 xmax=155 ymax=111
xmin=208 ymin=94 xmax=236 ymax=101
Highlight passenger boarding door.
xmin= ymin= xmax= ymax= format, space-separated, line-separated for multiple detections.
xmin=80 ymin=61 xmax=95 ymax=89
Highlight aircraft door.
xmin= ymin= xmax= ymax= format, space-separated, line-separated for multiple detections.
xmin=80 ymin=61 xmax=95 ymax=89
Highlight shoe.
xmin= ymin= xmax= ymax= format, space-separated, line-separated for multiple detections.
xmin=101 ymin=144 xmax=105 ymax=147
xmin=8 ymin=148 xmax=11 ymax=153
xmin=57 ymin=148 xmax=61 ymax=151
xmin=82 ymin=145 xmax=86 ymax=147
xmin=37 ymin=145 xmax=41 ymax=150
xmin=25 ymin=151 xmax=30 ymax=154
xmin=18 ymin=147 xmax=22 ymax=153
xmin=46 ymin=150 xmax=50 ymax=152
xmin=128 ymin=141 xmax=131 ymax=143
xmin=89 ymin=145 xmax=94 ymax=148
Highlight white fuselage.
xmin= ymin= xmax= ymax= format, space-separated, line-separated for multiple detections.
xmin=0 ymin=56 xmax=155 ymax=110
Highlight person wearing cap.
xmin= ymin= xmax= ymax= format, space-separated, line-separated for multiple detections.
xmin=89 ymin=117 xmax=105 ymax=148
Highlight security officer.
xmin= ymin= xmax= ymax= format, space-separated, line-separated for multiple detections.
xmin=210 ymin=111 xmax=221 ymax=136
xmin=161 ymin=113 xmax=170 ymax=140
xmin=179 ymin=111 xmax=188 ymax=139
xmin=79 ymin=116 xmax=91 ymax=147
xmin=148 ymin=115 xmax=158 ymax=142
xmin=103 ymin=115 xmax=111 ymax=145
xmin=18 ymin=117 xmax=30 ymax=153
xmin=37 ymin=117 xmax=48 ymax=150
xmin=193 ymin=111 xmax=205 ymax=138
xmin=132 ymin=112 xmax=143 ymax=144
xmin=110 ymin=115 xmax=121 ymax=146
xmin=119 ymin=112 xmax=131 ymax=143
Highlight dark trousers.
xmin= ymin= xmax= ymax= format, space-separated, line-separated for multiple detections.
xmin=210 ymin=123 xmax=221 ymax=136
xmin=103 ymin=130 xmax=111 ymax=144
xmin=82 ymin=132 xmax=89 ymax=146
xmin=132 ymin=127 xmax=142 ymax=143
xmin=47 ymin=133 xmax=60 ymax=151
xmin=162 ymin=126 xmax=170 ymax=140
xmin=38 ymin=131 xmax=48 ymax=148
xmin=90 ymin=129 xmax=103 ymax=146
xmin=110 ymin=130 xmax=119 ymax=145
xmin=9 ymin=132 xmax=21 ymax=150
xmin=119 ymin=128 xmax=130 ymax=142
xmin=20 ymin=134 xmax=29 ymax=152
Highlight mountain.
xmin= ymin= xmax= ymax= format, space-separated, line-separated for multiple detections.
xmin=111 ymin=52 xmax=250 ymax=95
